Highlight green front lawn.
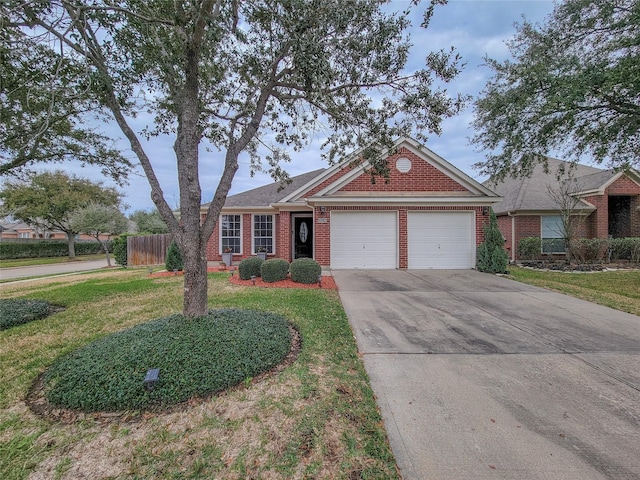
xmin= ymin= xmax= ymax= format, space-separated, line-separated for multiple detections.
xmin=0 ymin=270 xmax=397 ymax=479
xmin=508 ymin=266 xmax=640 ymax=316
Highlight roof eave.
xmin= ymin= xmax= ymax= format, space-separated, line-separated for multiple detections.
xmin=307 ymin=195 xmax=502 ymax=206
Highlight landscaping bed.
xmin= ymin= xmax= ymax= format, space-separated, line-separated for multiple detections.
xmin=518 ymin=260 xmax=639 ymax=272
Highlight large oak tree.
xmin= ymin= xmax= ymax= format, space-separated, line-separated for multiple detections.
xmin=472 ymin=0 xmax=639 ymax=180
xmin=8 ymin=0 xmax=467 ymax=317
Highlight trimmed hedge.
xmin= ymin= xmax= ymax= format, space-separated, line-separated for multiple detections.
xmin=43 ymin=309 xmax=292 ymax=412
xmin=290 ymin=258 xmax=322 ymax=284
xmin=261 ymin=258 xmax=289 ymax=283
xmin=238 ymin=256 xmax=264 ymax=280
xmin=0 ymin=299 xmax=51 ymax=330
xmin=0 ymin=240 xmax=107 ymax=260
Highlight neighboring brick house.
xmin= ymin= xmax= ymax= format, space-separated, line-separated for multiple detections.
xmin=0 ymin=222 xmax=111 ymax=241
xmin=203 ymin=137 xmax=501 ymax=269
xmin=485 ymin=158 xmax=640 ymax=262
xmin=0 ymin=222 xmax=67 ymax=240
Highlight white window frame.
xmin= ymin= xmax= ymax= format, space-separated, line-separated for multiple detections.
xmin=18 ymin=232 xmax=30 ymax=239
xmin=219 ymin=214 xmax=242 ymax=254
xmin=252 ymin=214 xmax=275 ymax=254
xmin=541 ymin=215 xmax=565 ymax=254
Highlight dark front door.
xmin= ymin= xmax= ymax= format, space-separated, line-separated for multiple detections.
xmin=294 ymin=217 xmax=313 ymax=259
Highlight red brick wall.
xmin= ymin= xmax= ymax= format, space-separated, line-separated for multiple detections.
xmin=277 ymin=211 xmax=291 ymax=261
xmin=497 ymin=215 xmax=512 ymax=259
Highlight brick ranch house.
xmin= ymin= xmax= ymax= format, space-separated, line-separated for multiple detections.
xmin=485 ymin=158 xmax=640 ymax=262
xmin=203 ymin=137 xmax=501 ymax=269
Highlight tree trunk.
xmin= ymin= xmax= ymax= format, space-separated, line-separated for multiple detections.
xmin=181 ymin=234 xmax=209 ymax=318
xmin=100 ymin=239 xmax=112 ymax=267
xmin=66 ymin=232 xmax=76 ymax=259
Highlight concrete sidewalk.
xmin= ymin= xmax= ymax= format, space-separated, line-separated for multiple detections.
xmin=0 ymin=259 xmax=111 ymax=281
xmin=334 ymin=269 xmax=640 ymax=480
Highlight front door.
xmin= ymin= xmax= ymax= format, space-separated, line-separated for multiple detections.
xmin=293 ymin=216 xmax=313 ymax=259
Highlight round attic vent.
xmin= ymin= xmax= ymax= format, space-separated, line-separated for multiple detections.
xmin=396 ymin=157 xmax=412 ymax=173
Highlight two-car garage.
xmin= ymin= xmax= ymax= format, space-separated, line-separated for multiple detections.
xmin=329 ymin=210 xmax=476 ymax=269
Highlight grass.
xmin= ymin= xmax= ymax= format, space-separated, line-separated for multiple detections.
xmin=0 ymin=254 xmax=105 ymax=268
xmin=0 ymin=269 xmax=398 ymax=479
xmin=508 ymin=266 xmax=640 ymax=316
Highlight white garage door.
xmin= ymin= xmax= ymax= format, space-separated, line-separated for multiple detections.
xmin=331 ymin=211 xmax=397 ymax=269
xmin=408 ymin=211 xmax=475 ymax=269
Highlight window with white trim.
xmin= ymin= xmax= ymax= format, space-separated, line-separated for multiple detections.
xmin=541 ymin=215 xmax=565 ymax=253
xmin=220 ymin=214 xmax=241 ymax=253
xmin=18 ymin=232 xmax=30 ymax=239
xmin=253 ymin=214 xmax=274 ymax=254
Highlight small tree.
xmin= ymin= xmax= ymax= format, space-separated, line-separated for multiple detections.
xmin=477 ymin=210 xmax=508 ymax=274
xmin=546 ymin=174 xmax=586 ymax=263
xmin=165 ymin=241 xmax=183 ymax=272
xmin=129 ymin=209 xmax=169 ymax=234
xmin=69 ymin=203 xmax=129 ymax=266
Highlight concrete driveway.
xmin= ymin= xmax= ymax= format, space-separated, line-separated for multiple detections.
xmin=333 ymin=269 xmax=640 ymax=480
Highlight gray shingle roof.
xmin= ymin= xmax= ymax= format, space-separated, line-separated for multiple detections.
xmin=203 ymin=169 xmax=326 ymax=209
xmin=485 ymin=158 xmax=607 ymax=214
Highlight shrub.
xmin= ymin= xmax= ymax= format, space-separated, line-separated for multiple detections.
xmin=571 ymin=238 xmax=608 ymax=264
xmin=290 ymin=258 xmax=322 ymax=284
xmin=476 ymin=210 xmax=508 ymax=273
xmin=112 ymin=235 xmax=130 ymax=266
xmin=0 ymin=299 xmax=51 ymax=330
xmin=165 ymin=241 xmax=183 ymax=271
xmin=609 ymin=237 xmax=640 ymax=263
xmin=517 ymin=237 xmax=541 ymax=261
xmin=261 ymin=258 xmax=289 ymax=283
xmin=43 ymin=309 xmax=291 ymax=411
xmin=238 ymin=256 xmax=264 ymax=280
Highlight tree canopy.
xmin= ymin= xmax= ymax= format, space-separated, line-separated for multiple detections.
xmin=129 ymin=209 xmax=170 ymax=234
xmin=0 ymin=19 xmax=133 ymax=182
xmin=472 ymin=0 xmax=640 ymax=180
xmin=0 ymin=170 xmax=122 ymax=258
xmin=8 ymin=0 xmax=467 ymax=317
xmin=69 ymin=202 xmax=129 ymax=265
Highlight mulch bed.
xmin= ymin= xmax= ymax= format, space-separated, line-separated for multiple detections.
xmin=518 ymin=261 xmax=639 ymax=272
xmin=149 ymin=268 xmax=338 ymax=289
xmin=229 ymin=274 xmax=337 ymax=290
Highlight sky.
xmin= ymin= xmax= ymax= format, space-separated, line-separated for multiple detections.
xmin=29 ymin=0 xmax=556 ymax=214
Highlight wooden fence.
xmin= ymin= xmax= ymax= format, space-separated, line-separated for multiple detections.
xmin=127 ymin=234 xmax=173 ymax=266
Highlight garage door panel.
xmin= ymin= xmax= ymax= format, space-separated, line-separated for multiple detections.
xmin=331 ymin=211 xmax=397 ymax=269
xmin=408 ymin=212 xmax=474 ymax=269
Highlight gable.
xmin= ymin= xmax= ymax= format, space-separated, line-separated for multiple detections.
xmin=286 ymin=138 xmax=497 ymax=202
xmin=336 ymin=147 xmax=470 ymax=194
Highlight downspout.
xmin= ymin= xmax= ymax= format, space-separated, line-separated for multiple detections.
xmin=509 ymin=212 xmax=516 ymax=263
